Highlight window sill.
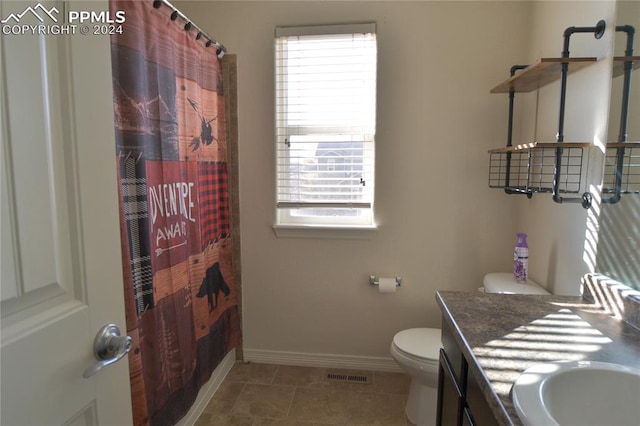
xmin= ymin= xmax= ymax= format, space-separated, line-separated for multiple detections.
xmin=272 ymin=224 xmax=378 ymax=239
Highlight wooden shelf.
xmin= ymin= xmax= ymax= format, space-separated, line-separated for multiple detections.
xmin=606 ymin=142 xmax=640 ymax=148
xmin=612 ymin=56 xmax=640 ymax=79
xmin=488 ymin=142 xmax=591 ymax=153
xmin=490 ymin=57 xmax=598 ymax=93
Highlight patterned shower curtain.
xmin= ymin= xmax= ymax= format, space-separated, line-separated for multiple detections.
xmin=109 ymin=1 xmax=241 ymax=425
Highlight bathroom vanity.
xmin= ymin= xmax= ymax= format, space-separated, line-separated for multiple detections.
xmin=435 ymin=290 xmax=640 ymax=426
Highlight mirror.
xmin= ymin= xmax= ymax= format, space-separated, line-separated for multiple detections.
xmin=595 ymin=0 xmax=640 ymax=289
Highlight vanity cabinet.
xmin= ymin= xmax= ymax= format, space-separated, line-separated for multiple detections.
xmin=436 ymin=318 xmax=499 ymax=426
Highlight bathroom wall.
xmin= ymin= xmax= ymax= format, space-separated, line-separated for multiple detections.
xmin=513 ymin=1 xmax=616 ymax=296
xmin=607 ymin=0 xmax=640 ymax=144
xmin=177 ymin=1 xmax=530 ymax=362
xmin=597 ymin=0 xmax=640 ymax=289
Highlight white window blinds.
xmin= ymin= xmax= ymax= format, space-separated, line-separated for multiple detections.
xmin=275 ymin=24 xmax=377 ymax=226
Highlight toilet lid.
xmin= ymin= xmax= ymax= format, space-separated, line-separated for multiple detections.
xmin=483 ymin=272 xmax=550 ymax=295
xmin=393 ymin=328 xmax=441 ymax=361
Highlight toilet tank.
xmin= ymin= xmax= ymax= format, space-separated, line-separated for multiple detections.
xmin=483 ymin=272 xmax=550 ymax=295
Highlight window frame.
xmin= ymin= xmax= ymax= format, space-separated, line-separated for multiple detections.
xmin=273 ymin=23 xmax=378 ymax=233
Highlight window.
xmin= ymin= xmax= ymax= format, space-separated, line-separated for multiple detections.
xmin=275 ymin=23 xmax=377 ymax=229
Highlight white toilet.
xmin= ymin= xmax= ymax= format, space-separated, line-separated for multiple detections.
xmin=390 ymin=328 xmax=441 ymax=426
xmin=390 ymin=273 xmax=549 ymax=426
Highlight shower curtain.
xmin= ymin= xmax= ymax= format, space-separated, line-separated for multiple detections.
xmin=109 ymin=1 xmax=241 ymax=425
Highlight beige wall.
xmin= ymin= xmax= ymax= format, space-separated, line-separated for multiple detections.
xmin=597 ymin=0 xmax=640 ymax=288
xmin=607 ymin=0 xmax=640 ymax=143
xmin=178 ymin=1 xmax=614 ymax=359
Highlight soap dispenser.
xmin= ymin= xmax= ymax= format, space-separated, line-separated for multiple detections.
xmin=513 ymin=232 xmax=528 ymax=283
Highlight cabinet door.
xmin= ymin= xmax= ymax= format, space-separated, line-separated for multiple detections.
xmin=466 ymin=370 xmax=499 ymax=426
xmin=462 ymin=408 xmax=475 ymax=426
xmin=441 ymin=318 xmax=466 ymax=388
xmin=437 ymin=349 xmax=464 ymax=426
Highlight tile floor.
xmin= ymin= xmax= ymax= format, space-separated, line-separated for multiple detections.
xmin=195 ymin=362 xmax=416 ymax=426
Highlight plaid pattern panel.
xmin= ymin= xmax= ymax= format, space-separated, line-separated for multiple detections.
xmin=197 ymin=162 xmax=230 ymax=249
xmin=120 ymin=156 xmax=154 ymax=314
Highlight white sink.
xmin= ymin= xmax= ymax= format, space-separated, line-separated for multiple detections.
xmin=512 ymin=360 xmax=640 ymax=426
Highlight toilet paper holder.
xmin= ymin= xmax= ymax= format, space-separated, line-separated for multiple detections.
xmin=369 ymin=276 xmax=402 ymax=287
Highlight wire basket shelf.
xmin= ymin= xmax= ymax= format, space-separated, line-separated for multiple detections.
xmin=488 ymin=144 xmax=586 ymax=195
xmin=603 ymin=143 xmax=640 ymax=195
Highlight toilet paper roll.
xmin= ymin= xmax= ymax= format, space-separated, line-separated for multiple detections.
xmin=378 ymin=278 xmax=397 ymax=293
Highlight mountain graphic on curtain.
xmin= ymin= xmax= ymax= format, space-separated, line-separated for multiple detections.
xmin=109 ymin=1 xmax=241 ymax=425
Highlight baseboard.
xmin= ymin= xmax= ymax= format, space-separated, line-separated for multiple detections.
xmin=243 ymin=348 xmax=402 ymax=372
xmin=176 ymin=348 xmax=236 ymax=426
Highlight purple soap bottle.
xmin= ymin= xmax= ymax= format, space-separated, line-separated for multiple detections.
xmin=513 ymin=232 xmax=528 ymax=283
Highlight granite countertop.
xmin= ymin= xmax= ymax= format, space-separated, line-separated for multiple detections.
xmin=436 ymin=290 xmax=640 ymax=426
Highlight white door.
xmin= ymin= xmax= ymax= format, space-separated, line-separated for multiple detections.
xmin=1 ymin=1 xmax=133 ymax=424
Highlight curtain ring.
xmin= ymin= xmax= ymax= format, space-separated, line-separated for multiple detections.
xmin=184 ymin=22 xmax=192 ymax=31
xmin=170 ymin=10 xmax=178 ymax=21
xmin=152 ymin=0 xmax=162 ymax=8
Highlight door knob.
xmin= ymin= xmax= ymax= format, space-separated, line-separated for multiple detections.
xmin=83 ymin=323 xmax=132 ymax=378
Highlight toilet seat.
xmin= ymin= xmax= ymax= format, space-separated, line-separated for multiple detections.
xmin=392 ymin=328 xmax=441 ymax=363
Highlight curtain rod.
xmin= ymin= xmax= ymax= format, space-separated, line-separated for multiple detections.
xmin=152 ymin=0 xmax=227 ymax=58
